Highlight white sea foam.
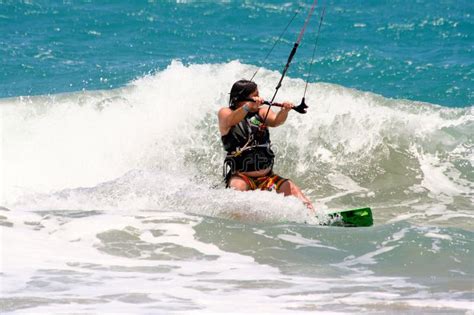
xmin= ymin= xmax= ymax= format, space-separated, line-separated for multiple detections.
xmin=1 ymin=60 xmax=472 ymax=227
xmin=1 ymin=205 xmax=472 ymax=313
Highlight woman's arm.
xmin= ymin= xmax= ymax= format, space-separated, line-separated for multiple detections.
xmin=260 ymin=102 xmax=292 ymax=127
xmin=218 ymin=99 xmax=261 ymax=135
xmin=218 ymin=106 xmax=247 ymax=135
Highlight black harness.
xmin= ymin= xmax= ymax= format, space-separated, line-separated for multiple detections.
xmin=221 ymin=112 xmax=274 ymax=186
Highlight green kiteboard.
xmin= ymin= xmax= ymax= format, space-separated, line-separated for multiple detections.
xmin=327 ymin=207 xmax=373 ymax=227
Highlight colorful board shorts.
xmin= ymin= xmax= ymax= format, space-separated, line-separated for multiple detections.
xmin=233 ymin=172 xmax=288 ymax=191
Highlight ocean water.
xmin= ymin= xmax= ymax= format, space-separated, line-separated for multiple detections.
xmin=1 ymin=1 xmax=473 ymax=314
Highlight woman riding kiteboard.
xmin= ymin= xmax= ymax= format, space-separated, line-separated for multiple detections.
xmin=218 ymin=79 xmax=314 ymax=213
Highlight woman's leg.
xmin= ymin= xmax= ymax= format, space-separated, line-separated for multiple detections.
xmin=228 ymin=175 xmax=249 ymax=191
xmin=278 ymin=180 xmax=315 ymax=214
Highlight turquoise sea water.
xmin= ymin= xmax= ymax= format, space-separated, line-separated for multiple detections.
xmin=1 ymin=0 xmax=473 ymax=106
xmin=1 ymin=1 xmax=473 ymax=314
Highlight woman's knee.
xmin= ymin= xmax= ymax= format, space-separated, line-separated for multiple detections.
xmin=229 ymin=176 xmax=248 ymax=191
xmin=278 ymin=180 xmax=297 ymax=195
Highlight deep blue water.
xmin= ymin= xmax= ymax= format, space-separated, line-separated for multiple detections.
xmin=1 ymin=0 xmax=473 ymax=107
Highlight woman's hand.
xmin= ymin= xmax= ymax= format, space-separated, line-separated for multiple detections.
xmin=246 ymin=96 xmax=263 ymax=112
xmin=280 ymin=101 xmax=293 ymax=112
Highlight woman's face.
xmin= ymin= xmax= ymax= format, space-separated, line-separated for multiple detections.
xmin=237 ymin=89 xmax=259 ymax=107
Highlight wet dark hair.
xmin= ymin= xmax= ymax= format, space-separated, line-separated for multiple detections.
xmin=229 ymin=79 xmax=257 ymax=110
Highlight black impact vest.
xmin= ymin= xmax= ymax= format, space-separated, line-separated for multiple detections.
xmin=221 ymin=111 xmax=274 ymax=176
